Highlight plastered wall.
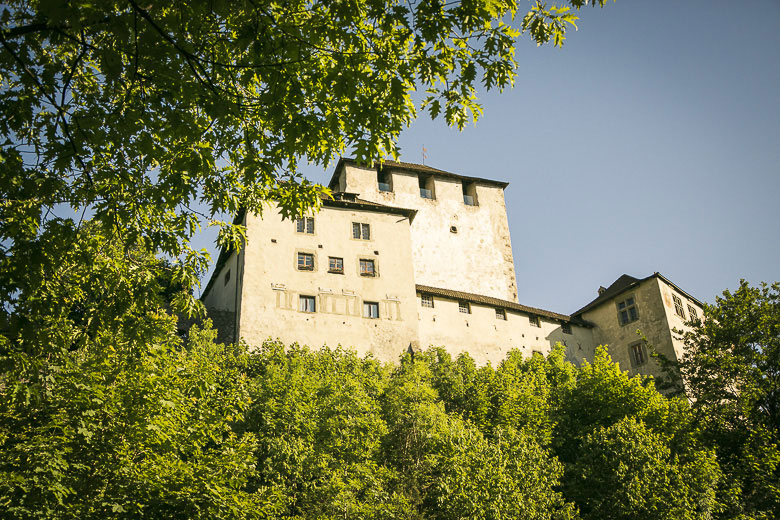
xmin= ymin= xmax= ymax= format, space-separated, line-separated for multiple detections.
xmin=338 ymin=163 xmax=518 ymax=301
xmin=582 ymin=278 xmax=678 ymax=379
xmin=236 ymin=203 xmax=420 ymax=362
xmin=417 ymin=294 xmax=594 ymax=366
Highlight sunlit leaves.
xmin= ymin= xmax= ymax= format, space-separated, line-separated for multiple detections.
xmin=1 ymin=0 xmax=611 ymax=320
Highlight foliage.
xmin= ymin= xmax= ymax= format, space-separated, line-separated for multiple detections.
xmin=674 ymin=280 xmax=780 ymax=519
xmin=568 ymin=417 xmax=720 ymax=520
xmin=0 ymin=0 xmax=611 ymax=319
xmin=0 ymin=320 xmax=267 ymax=519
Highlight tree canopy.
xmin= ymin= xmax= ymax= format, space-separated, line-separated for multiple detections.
xmin=0 ymin=0 xmax=609 ymax=315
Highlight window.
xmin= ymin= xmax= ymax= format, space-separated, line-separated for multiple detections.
xmin=459 ymin=301 xmax=470 ymax=314
xmin=224 ymin=269 xmax=230 ymax=285
xmin=629 ymin=341 xmax=648 ymax=368
xmin=359 ymin=259 xmax=376 ymax=277
xmin=462 ymin=181 xmax=478 ymax=206
xmin=673 ymin=294 xmax=686 ymax=319
xmin=328 ymin=256 xmax=344 ymax=274
xmin=419 ymin=175 xmax=434 ymax=199
xmin=299 ymin=295 xmax=316 ymax=313
xmin=495 ymin=308 xmax=506 ymax=320
xmin=352 ymin=222 xmax=370 ymax=240
xmin=296 ymin=217 xmax=315 ymax=234
xmin=562 ymin=322 xmax=572 ymax=334
xmin=687 ymin=304 xmax=699 ymax=321
xmin=377 ymin=170 xmax=392 ymax=192
xmin=421 ymin=294 xmax=434 ymax=308
xmin=617 ymin=296 xmax=639 ymax=325
xmin=529 ymin=315 xmax=541 ymax=327
xmin=297 ymin=252 xmax=314 ymax=271
xmin=363 ymin=301 xmax=379 ymax=319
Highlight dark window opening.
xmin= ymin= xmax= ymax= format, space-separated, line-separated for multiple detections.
xmin=419 ymin=175 xmax=435 ymax=199
xmin=463 ymin=182 xmax=478 ymax=206
xmin=377 ymin=170 xmax=392 ymax=192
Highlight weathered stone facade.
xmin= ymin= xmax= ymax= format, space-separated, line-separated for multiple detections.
xmin=201 ymin=159 xmax=703 ymax=377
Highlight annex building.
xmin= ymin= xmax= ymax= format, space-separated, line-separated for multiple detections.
xmin=201 ymin=159 xmax=704 ymax=379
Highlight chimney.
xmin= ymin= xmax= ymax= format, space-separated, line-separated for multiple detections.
xmin=598 ymin=286 xmax=607 ymax=296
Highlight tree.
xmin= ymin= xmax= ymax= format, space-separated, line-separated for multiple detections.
xmin=675 ymin=280 xmax=780 ymax=519
xmin=0 ymin=0 xmax=610 ymax=316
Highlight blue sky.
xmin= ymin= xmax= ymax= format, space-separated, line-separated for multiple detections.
xmin=198 ymin=0 xmax=780 ymax=314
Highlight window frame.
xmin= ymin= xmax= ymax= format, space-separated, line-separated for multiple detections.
xmin=495 ymin=308 xmax=507 ymax=320
xmin=421 ymin=294 xmax=434 ymax=308
xmin=687 ymin=304 xmax=699 ymax=322
xmin=299 ymin=295 xmax=316 ymax=313
xmin=295 ymin=216 xmax=315 ymax=234
xmin=673 ymin=294 xmax=686 ymax=319
xmin=352 ymin=222 xmax=371 ymax=240
xmin=616 ymin=295 xmax=639 ymax=326
xmin=297 ymin=252 xmax=315 ymax=271
xmin=629 ymin=341 xmax=648 ymax=368
xmin=561 ymin=322 xmax=572 ymax=335
xmin=528 ymin=314 xmax=541 ymax=327
xmin=359 ymin=258 xmax=376 ymax=277
xmin=363 ymin=301 xmax=380 ymax=319
xmin=328 ymin=256 xmax=344 ymax=274
xmin=458 ymin=301 xmax=471 ymax=314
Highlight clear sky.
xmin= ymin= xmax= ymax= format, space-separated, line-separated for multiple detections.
xmin=198 ymin=0 xmax=780 ymax=315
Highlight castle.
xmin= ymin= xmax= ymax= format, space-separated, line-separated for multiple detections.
xmin=201 ymin=159 xmax=703 ymax=379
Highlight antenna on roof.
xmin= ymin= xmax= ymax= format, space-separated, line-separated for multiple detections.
xmin=421 ymin=145 xmax=427 ymax=165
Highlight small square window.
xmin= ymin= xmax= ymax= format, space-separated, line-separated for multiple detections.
xmin=299 ymin=295 xmax=316 ymax=313
xmin=297 ymin=252 xmax=314 ymax=271
xmin=296 ymin=217 xmax=315 ymax=234
xmin=459 ymin=301 xmax=470 ymax=314
xmin=629 ymin=341 xmax=648 ymax=368
xmin=687 ymin=304 xmax=698 ymax=321
xmin=352 ymin=222 xmax=370 ymax=240
xmin=673 ymin=294 xmax=686 ymax=319
xmin=421 ymin=294 xmax=434 ymax=308
xmin=495 ymin=308 xmax=506 ymax=320
xmin=359 ymin=259 xmax=376 ymax=277
xmin=363 ymin=301 xmax=379 ymax=319
xmin=529 ymin=315 xmax=541 ymax=327
xmin=328 ymin=257 xmax=344 ymax=274
xmin=562 ymin=322 xmax=572 ymax=334
xmin=617 ymin=296 xmax=639 ymax=325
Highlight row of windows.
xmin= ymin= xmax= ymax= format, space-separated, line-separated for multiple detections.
xmin=295 ymin=218 xmax=372 ymax=240
xmin=617 ymin=293 xmax=698 ymax=327
xmin=377 ymin=171 xmax=479 ymax=206
xmin=673 ymin=293 xmax=699 ymax=321
xmin=298 ymin=295 xmax=379 ymax=318
xmin=297 ymin=253 xmax=376 ymax=276
xmin=420 ymin=294 xmax=572 ymax=332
